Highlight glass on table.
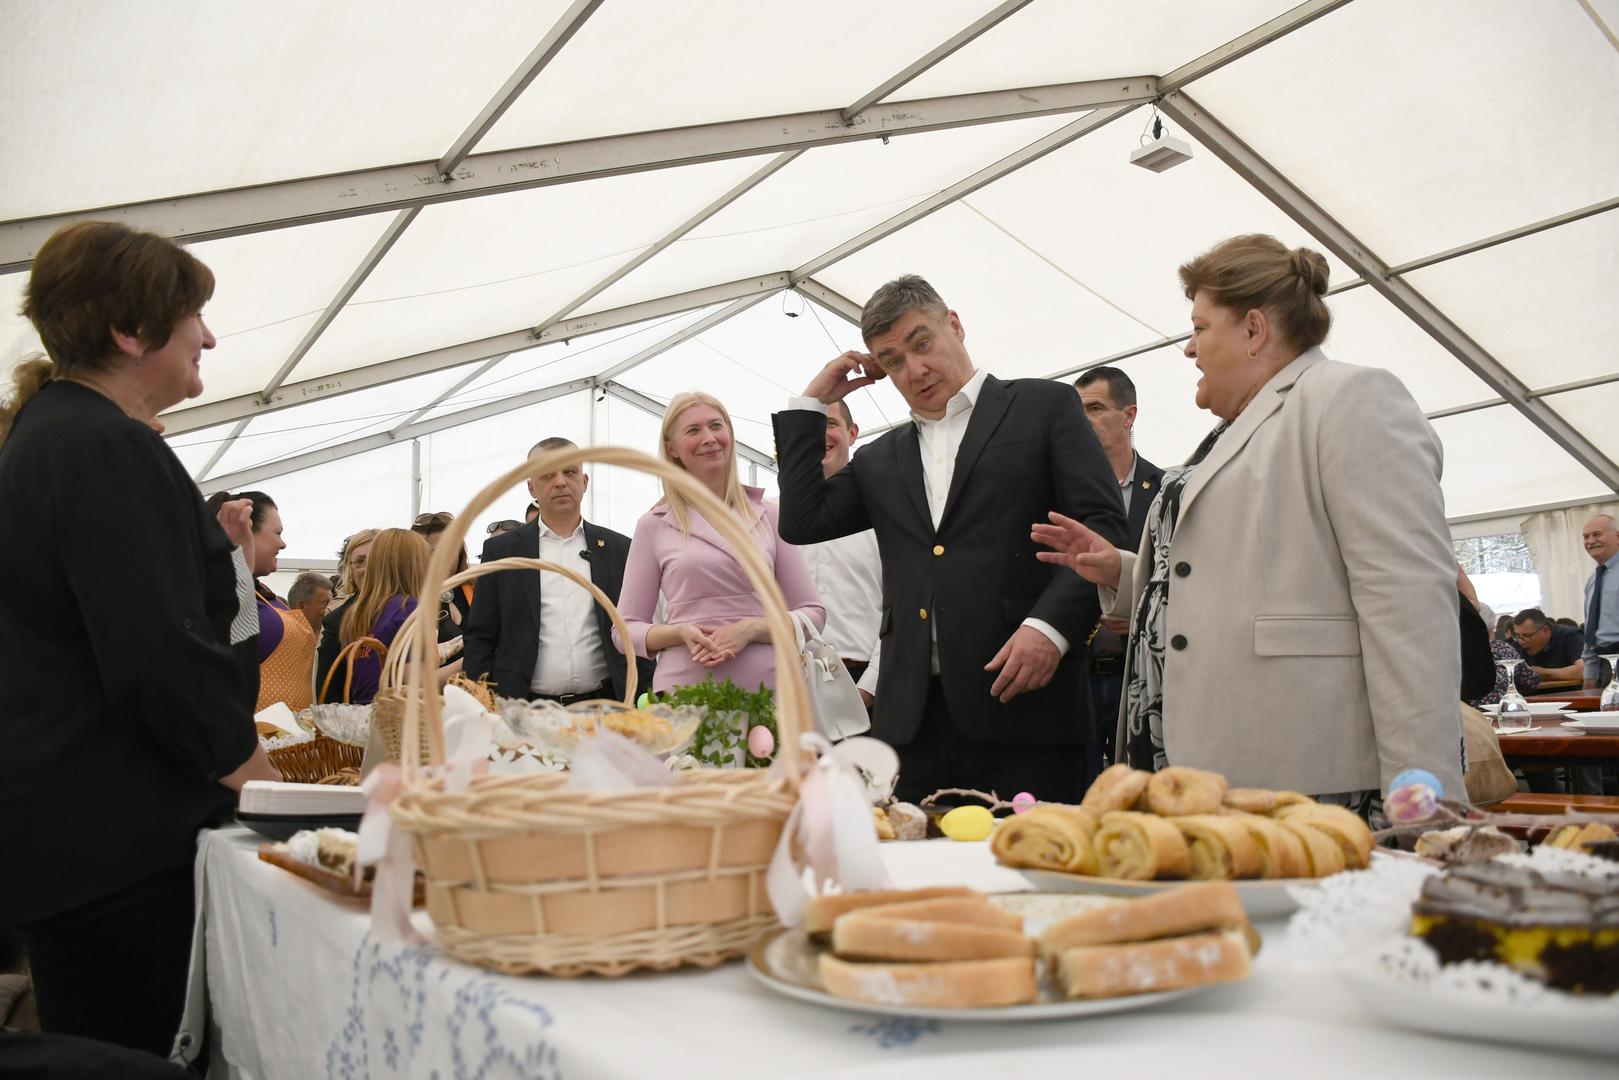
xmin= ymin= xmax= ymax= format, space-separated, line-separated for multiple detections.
xmin=1601 ymin=654 xmax=1619 ymax=712
xmin=1493 ymin=656 xmax=1533 ymax=733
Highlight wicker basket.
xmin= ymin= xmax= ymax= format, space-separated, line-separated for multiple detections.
xmin=387 ymin=446 xmax=810 ymax=976
xmin=267 ymin=735 xmax=363 ymax=784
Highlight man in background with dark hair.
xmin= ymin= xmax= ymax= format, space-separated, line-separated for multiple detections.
xmin=463 ymin=437 xmax=651 ymax=702
xmin=774 ymin=275 xmax=1125 ymax=801
xmin=1512 ymin=607 xmax=1584 ymax=682
xmin=1074 ymin=366 xmax=1164 ymax=769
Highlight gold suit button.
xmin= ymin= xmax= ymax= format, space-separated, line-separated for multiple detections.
xmin=932 ymin=544 xmax=945 ymax=556
xmin=919 ymin=608 xmax=929 ymax=621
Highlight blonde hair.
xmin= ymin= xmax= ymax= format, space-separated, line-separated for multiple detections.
xmin=1177 ymin=234 xmax=1332 ymax=352
xmin=334 ymin=527 xmax=380 ymax=602
xmin=658 ymin=391 xmax=760 ymax=537
xmin=340 ymin=528 xmax=430 ymax=646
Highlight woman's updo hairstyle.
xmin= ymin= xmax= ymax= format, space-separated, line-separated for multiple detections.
xmin=1177 ymin=234 xmax=1331 ymax=352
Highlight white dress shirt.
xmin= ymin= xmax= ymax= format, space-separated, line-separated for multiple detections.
xmin=531 ymin=521 xmax=611 ymax=695
xmin=789 ymin=369 xmax=1068 ymax=674
xmin=801 ymin=528 xmax=882 ymax=696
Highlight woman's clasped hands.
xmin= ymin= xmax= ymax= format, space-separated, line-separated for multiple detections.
xmin=676 ymin=618 xmax=765 ymax=668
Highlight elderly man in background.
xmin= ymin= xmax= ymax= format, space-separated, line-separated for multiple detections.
xmin=793 ymin=398 xmax=882 ymax=708
xmin=1075 ymin=366 xmax=1164 ymax=771
xmin=1580 ymin=513 xmax=1619 ymax=689
xmin=286 ymin=571 xmax=333 ymax=635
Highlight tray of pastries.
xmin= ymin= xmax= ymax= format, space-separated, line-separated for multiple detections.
xmin=258 ymin=828 xmax=423 ymax=905
xmin=989 ymin=765 xmax=1378 ymax=919
xmin=747 ymin=883 xmax=1256 ymax=1019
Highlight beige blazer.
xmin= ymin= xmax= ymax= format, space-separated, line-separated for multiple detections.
xmin=1105 ymin=349 xmax=1465 ymax=799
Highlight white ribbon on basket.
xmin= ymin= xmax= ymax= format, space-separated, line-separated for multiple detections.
xmin=356 ymin=685 xmax=494 ymax=943
xmin=765 ymin=731 xmax=891 ymax=928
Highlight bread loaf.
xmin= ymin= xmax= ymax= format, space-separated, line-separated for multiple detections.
xmin=831 ymin=913 xmax=1035 ymax=962
xmin=1054 ymin=930 xmax=1251 ymax=999
xmin=803 ymin=886 xmax=976 ymax=936
xmin=1038 ymin=881 xmax=1247 ymax=954
xmin=819 ymin=954 xmax=1039 ymax=1008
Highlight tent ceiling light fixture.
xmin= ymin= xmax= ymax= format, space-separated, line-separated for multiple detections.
xmin=1131 ymin=110 xmax=1191 ymax=173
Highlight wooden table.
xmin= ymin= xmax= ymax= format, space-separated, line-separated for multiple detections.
xmin=1496 ymin=715 xmax=1619 ymax=764
xmin=1533 ymin=677 xmax=1585 ymax=692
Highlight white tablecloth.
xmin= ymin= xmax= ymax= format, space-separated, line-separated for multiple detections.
xmin=184 ymin=827 xmax=1612 ymax=1079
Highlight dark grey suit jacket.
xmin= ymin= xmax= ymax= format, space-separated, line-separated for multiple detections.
xmin=774 ymin=375 xmax=1127 ymax=746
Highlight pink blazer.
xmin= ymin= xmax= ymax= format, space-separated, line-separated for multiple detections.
xmin=614 ymin=487 xmax=826 ymax=693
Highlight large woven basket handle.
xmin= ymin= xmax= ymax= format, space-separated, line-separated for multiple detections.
xmin=320 ymin=635 xmax=388 ymax=704
xmin=402 ymin=447 xmax=811 ymax=785
xmin=383 ymin=557 xmax=636 ymax=705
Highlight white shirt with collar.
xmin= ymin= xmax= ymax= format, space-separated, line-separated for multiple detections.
xmin=789 ymin=369 xmax=1068 ymax=673
xmin=800 ymin=527 xmax=882 ymax=696
xmin=531 ymin=519 xmax=610 ymax=696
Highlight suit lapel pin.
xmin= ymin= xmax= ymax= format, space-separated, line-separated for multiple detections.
xmin=1141 ymin=480 xmax=1152 ymax=490
xmin=596 ymin=539 xmax=605 ymax=548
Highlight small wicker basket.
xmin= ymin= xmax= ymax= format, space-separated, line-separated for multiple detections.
xmin=387 ymin=446 xmax=809 ymax=976
xmin=267 ymin=735 xmax=362 ymax=784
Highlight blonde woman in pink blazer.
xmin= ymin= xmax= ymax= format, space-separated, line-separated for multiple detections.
xmin=614 ymin=391 xmax=826 ymax=693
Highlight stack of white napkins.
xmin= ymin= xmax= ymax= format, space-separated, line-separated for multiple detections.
xmin=239 ymin=780 xmax=367 ymax=815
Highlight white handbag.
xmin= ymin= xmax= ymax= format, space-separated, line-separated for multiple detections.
xmin=791 ymin=612 xmax=871 ymax=741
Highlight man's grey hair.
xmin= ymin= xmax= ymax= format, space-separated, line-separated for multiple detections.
xmin=1075 ymin=366 xmax=1137 ymax=410
xmin=528 ymin=436 xmax=578 ymax=459
xmin=1589 ymin=513 xmax=1619 ymax=530
xmin=288 ymin=571 xmax=333 ymax=606
xmin=860 ymin=274 xmax=949 ymax=344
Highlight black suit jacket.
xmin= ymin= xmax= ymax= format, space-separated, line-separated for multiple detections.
xmin=461 ymin=519 xmax=651 ymax=700
xmin=774 ymin=375 xmax=1127 ymax=745
xmin=1124 ymin=454 xmax=1165 ymax=552
xmin=0 ymin=383 xmax=256 ymax=925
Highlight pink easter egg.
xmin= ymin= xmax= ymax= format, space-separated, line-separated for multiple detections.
xmin=747 ymin=725 xmax=775 ymax=758
xmin=1012 ymin=791 xmax=1037 ymax=814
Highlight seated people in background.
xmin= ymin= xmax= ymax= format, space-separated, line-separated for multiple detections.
xmin=319 ymin=528 xmax=429 ymax=705
xmin=1494 ymin=613 xmax=1517 ymax=644
xmin=287 ymin=572 xmax=333 ymax=634
xmin=1035 ymin=234 xmax=1465 ymax=818
xmin=206 ymin=490 xmax=312 ymax=712
xmin=618 ymin=392 xmax=826 ymax=693
xmin=1471 ymin=638 xmax=1541 ymax=707
xmin=0 ymin=220 xmax=277 ymax=1057
xmin=1511 ymin=608 xmax=1584 ymax=682
xmin=464 ymin=437 xmax=648 ymax=703
xmin=1580 ymin=513 xmax=1619 ymax=688
xmin=793 ymin=399 xmax=882 ymax=707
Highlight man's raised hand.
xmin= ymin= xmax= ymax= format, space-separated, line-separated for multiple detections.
xmin=803 ymin=350 xmax=881 ymax=405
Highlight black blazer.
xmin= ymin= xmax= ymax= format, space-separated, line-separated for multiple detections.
xmin=461 ymin=519 xmax=651 ymax=701
xmin=0 ymin=382 xmax=256 ymax=925
xmin=774 ymin=375 xmax=1128 ymax=746
xmin=1124 ymin=454 xmax=1165 ymax=552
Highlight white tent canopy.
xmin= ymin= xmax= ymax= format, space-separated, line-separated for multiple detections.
xmin=4 ymin=0 xmax=1617 ymax=563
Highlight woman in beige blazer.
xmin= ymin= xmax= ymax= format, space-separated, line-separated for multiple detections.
xmin=1035 ymin=234 xmax=1464 ymax=817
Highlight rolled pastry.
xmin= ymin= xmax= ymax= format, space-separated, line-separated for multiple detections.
xmin=1144 ymin=766 xmax=1228 ymax=816
xmin=1038 ymin=880 xmax=1247 ymax=954
xmin=1232 ymin=813 xmax=1311 ymax=879
xmin=804 ymin=886 xmax=976 ymax=936
xmin=1081 ymin=763 xmax=1152 ymax=815
xmin=819 ymin=954 xmax=1038 ymax=1008
xmin=990 ymin=804 xmax=1100 ymax=874
xmin=1095 ymin=811 xmax=1191 ymax=880
xmin=1272 ymin=803 xmax=1373 ymax=869
xmin=1223 ymin=788 xmax=1279 ymax=814
xmin=854 ymin=897 xmax=1023 ymax=932
xmin=1169 ymin=815 xmax=1263 ymax=880
xmin=831 ymin=913 xmax=1035 ymax=962
xmin=1054 ymin=930 xmax=1251 ymax=999
xmin=1277 ymin=819 xmax=1346 ymax=878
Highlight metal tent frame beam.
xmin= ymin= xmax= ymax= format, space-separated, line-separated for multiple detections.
xmin=601 ymin=382 xmax=776 ymax=471
xmin=794 ymin=280 xmax=863 ymax=325
xmin=0 ymin=77 xmax=1158 ymax=273
xmin=840 ymin=0 xmax=1037 ymax=120
xmin=161 ymin=274 xmax=791 ymax=435
xmin=1158 ymin=91 xmax=1619 ymax=491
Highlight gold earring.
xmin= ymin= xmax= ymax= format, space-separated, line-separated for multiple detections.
xmin=1246 ymin=349 xmax=1256 ymax=360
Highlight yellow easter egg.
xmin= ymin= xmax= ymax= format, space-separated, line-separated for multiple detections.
xmin=939 ymin=805 xmax=995 ymax=842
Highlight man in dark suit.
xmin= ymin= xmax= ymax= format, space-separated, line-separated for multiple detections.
xmin=1075 ymin=366 xmax=1165 ymax=770
xmin=463 ymin=437 xmax=651 ymax=703
xmin=773 ymin=276 xmax=1127 ymax=802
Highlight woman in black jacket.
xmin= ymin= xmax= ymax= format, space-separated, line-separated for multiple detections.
xmin=0 ymin=221 xmax=278 ymax=1057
